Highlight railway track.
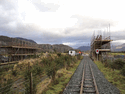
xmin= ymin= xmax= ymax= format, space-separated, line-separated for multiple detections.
xmin=63 ymin=57 xmax=99 ymax=94
xmin=64 ymin=56 xmax=120 ymax=94
xmin=80 ymin=62 xmax=99 ymax=94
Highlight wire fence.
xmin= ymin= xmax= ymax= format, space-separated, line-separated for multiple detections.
xmin=0 ymin=61 xmax=50 ymax=94
xmin=0 ymin=62 xmax=33 ymax=94
xmin=0 ymin=54 xmax=80 ymax=94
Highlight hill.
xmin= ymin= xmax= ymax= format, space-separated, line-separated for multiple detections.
xmin=77 ymin=46 xmax=90 ymax=51
xmin=38 ymin=44 xmax=74 ymax=53
xmin=112 ymin=43 xmax=125 ymax=52
xmin=0 ymin=35 xmax=74 ymax=53
xmin=0 ymin=36 xmax=37 ymax=45
xmin=15 ymin=37 xmax=37 ymax=44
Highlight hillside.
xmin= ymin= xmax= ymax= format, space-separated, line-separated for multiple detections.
xmin=77 ymin=46 xmax=90 ymax=51
xmin=15 ymin=37 xmax=37 ymax=44
xmin=112 ymin=43 xmax=125 ymax=52
xmin=38 ymin=44 xmax=74 ymax=53
xmin=0 ymin=35 xmax=74 ymax=53
xmin=0 ymin=36 xmax=37 ymax=45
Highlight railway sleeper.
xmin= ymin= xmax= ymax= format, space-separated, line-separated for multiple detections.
xmin=84 ymin=82 xmax=93 ymax=84
xmin=85 ymin=76 xmax=92 ymax=78
xmin=85 ymin=79 xmax=92 ymax=81
xmin=83 ymin=90 xmax=96 ymax=93
xmin=70 ymin=89 xmax=80 ymax=92
xmin=70 ymin=81 xmax=81 ymax=84
xmin=83 ymin=85 xmax=94 ymax=88
xmin=68 ymin=85 xmax=81 ymax=87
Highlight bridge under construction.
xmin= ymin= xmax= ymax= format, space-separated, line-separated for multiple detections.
xmin=90 ymin=30 xmax=112 ymax=61
xmin=0 ymin=37 xmax=39 ymax=62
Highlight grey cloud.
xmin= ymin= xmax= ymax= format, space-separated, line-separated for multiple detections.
xmin=40 ymin=32 xmax=63 ymax=43
xmin=0 ymin=0 xmax=18 ymax=11
xmin=0 ymin=0 xmax=122 ymax=48
xmin=64 ymin=28 xmax=76 ymax=34
xmin=71 ymin=15 xmax=115 ymax=30
xmin=31 ymin=0 xmax=60 ymax=12
xmin=111 ymin=31 xmax=125 ymax=40
xmin=0 ymin=0 xmax=18 ymax=29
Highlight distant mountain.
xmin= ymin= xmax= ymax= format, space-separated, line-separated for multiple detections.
xmin=15 ymin=37 xmax=37 ymax=44
xmin=111 ymin=43 xmax=125 ymax=52
xmin=0 ymin=35 xmax=37 ymax=46
xmin=38 ymin=44 xmax=74 ymax=53
xmin=77 ymin=46 xmax=90 ymax=51
xmin=0 ymin=35 xmax=74 ymax=53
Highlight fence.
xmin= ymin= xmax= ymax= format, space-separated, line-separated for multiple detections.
xmin=0 ymin=62 xmax=43 ymax=94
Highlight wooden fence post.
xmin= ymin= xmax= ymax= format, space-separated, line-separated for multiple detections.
xmin=30 ymin=72 xmax=33 ymax=94
xmin=28 ymin=62 xmax=33 ymax=94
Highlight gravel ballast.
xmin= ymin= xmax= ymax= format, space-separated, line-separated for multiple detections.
xmin=63 ymin=56 xmax=120 ymax=94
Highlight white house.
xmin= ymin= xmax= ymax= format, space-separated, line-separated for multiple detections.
xmin=69 ymin=50 xmax=75 ymax=56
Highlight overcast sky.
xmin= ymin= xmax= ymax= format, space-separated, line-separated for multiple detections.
xmin=0 ymin=0 xmax=125 ymax=48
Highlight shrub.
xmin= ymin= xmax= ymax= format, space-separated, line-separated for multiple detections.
xmin=0 ymin=65 xmax=14 ymax=73
xmin=31 ymin=63 xmax=43 ymax=76
xmin=54 ymin=57 xmax=64 ymax=68
xmin=72 ymin=57 xmax=77 ymax=63
xmin=24 ymin=69 xmax=31 ymax=80
xmin=67 ymin=59 xmax=71 ymax=67
xmin=46 ymin=61 xmax=59 ymax=81
xmin=63 ymin=55 xmax=69 ymax=61
xmin=77 ymin=54 xmax=81 ymax=60
xmin=12 ymin=69 xmax=17 ymax=76
xmin=121 ymin=65 xmax=125 ymax=76
xmin=41 ymin=58 xmax=51 ymax=66
xmin=47 ymin=53 xmax=51 ymax=57
xmin=57 ymin=53 xmax=61 ymax=57
xmin=112 ymin=59 xmax=125 ymax=70
xmin=41 ymin=52 xmax=43 ymax=56
xmin=104 ymin=59 xmax=113 ymax=68
xmin=3 ymin=79 xmax=13 ymax=93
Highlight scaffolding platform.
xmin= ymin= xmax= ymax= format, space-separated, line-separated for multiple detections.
xmin=0 ymin=36 xmax=39 ymax=62
xmin=90 ymin=30 xmax=112 ymax=61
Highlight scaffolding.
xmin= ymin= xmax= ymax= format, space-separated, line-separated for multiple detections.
xmin=0 ymin=37 xmax=39 ymax=62
xmin=90 ymin=30 xmax=112 ymax=61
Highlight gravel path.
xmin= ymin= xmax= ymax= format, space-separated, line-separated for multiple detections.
xmin=63 ymin=56 xmax=120 ymax=94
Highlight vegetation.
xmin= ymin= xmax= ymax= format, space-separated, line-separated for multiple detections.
xmin=11 ymin=69 xmax=17 ymax=76
xmin=0 ymin=65 xmax=14 ymax=73
xmin=57 ymin=53 xmax=61 ymax=57
xmin=0 ymin=52 xmax=83 ymax=94
xmin=95 ymin=59 xmax=125 ymax=94
xmin=3 ymin=79 xmax=13 ymax=94
xmin=109 ymin=52 xmax=125 ymax=55
xmin=42 ymin=60 xmax=81 ymax=94
xmin=121 ymin=65 xmax=125 ymax=76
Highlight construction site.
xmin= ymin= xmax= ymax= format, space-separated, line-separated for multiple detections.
xmin=90 ymin=28 xmax=112 ymax=61
xmin=0 ymin=36 xmax=39 ymax=62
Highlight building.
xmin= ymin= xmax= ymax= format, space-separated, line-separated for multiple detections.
xmin=69 ymin=50 xmax=75 ymax=56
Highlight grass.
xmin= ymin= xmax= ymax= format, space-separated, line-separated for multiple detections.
xmin=41 ymin=60 xmax=81 ymax=94
xmin=94 ymin=61 xmax=125 ymax=94
xmin=0 ymin=53 xmax=82 ymax=94
xmin=109 ymin=52 xmax=125 ymax=55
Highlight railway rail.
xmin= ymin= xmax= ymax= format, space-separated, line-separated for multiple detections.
xmin=64 ymin=56 xmax=120 ymax=94
xmin=63 ymin=57 xmax=99 ymax=94
xmin=80 ymin=62 xmax=99 ymax=94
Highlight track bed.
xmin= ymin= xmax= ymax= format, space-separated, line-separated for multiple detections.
xmin=63 ymin=56 xmax=120 ymax=94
